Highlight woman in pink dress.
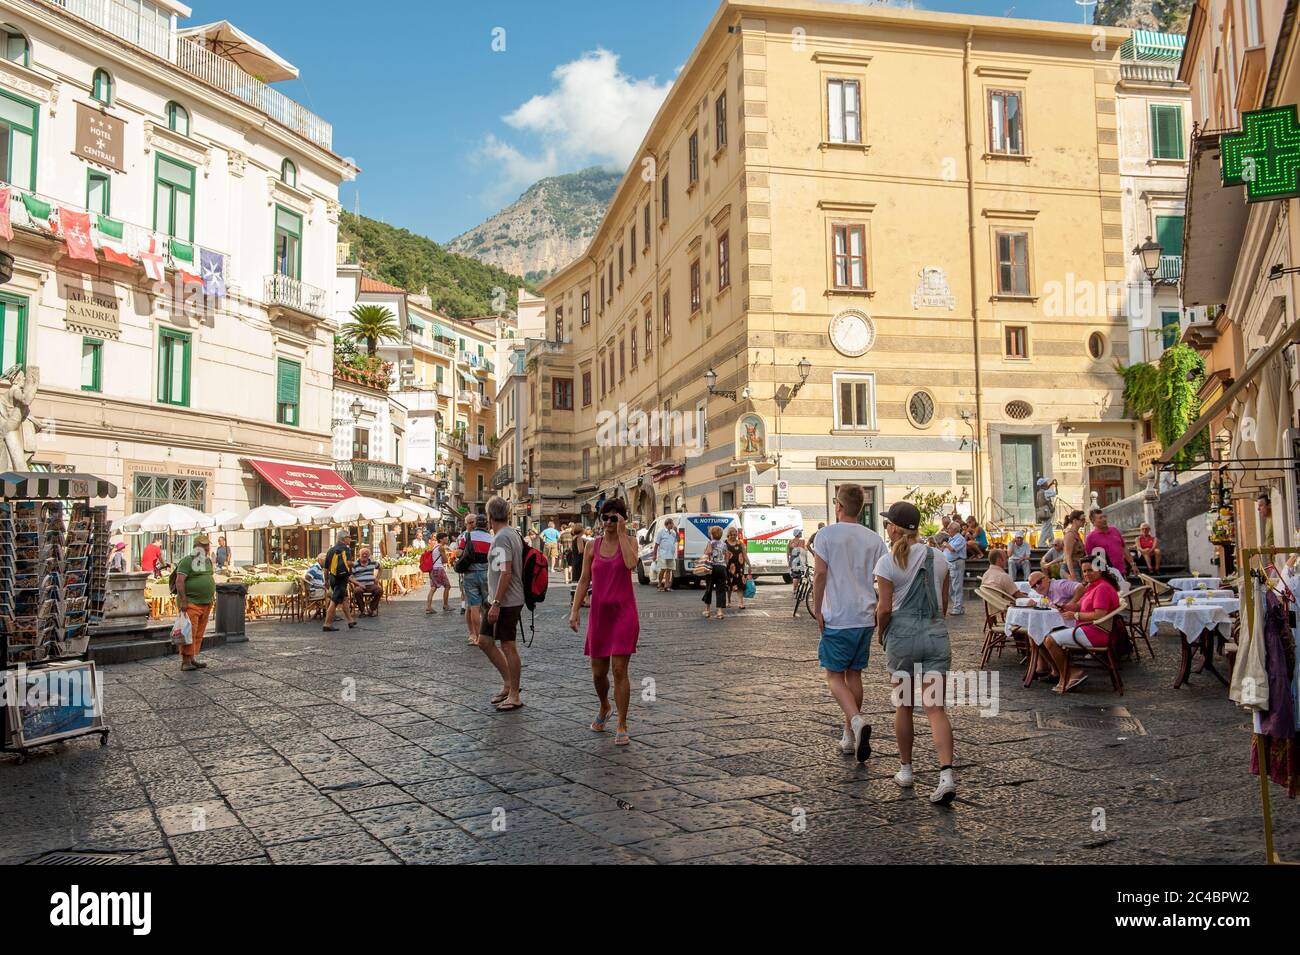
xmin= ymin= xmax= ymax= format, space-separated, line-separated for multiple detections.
xmin=569 ymin=498 xmax=640 ymax=745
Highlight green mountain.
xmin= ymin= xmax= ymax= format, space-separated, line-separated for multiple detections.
xmin=1093 ymin=0 xmax=1192 ymax=32
xmin=338 ymin=210 xmax=527 ymax=318
xmin=447 ymin=167 xmax=623 ymax=284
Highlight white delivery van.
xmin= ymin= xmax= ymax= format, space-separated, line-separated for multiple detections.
xmin=636 ymin=511 xmax=740 ymax=586
xmin=738 ymin=507 xmax=805 ymax=580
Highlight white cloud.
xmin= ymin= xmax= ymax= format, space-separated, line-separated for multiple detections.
xmin=473 ymin=48 xmax=672 ymax=202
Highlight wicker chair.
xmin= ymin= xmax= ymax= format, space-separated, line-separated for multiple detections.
xmin=1060 ymin=606 xmax=1126 ymax=693
xmin=1123 ymin=585 xmax=1156 ymax=660
xmin=975 ymin=585 xmax=1017 ymax=669
xmin=1137 ymin=572 xmax=1175 ymax=606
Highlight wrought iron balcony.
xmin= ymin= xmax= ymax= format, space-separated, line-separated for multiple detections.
xmin=335 ymin=458 xmax=403 ymax=494
xmin=265 ymin=274 xmax=328 ymax=320
xmin=492 ymin=464 xmax=514 ymax=489
xmin=1156 ymin=255 xmax=1182 ymax=284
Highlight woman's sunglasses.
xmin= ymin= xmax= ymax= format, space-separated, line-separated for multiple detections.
xmin=602 ymin=513 xmax=621 ymax=523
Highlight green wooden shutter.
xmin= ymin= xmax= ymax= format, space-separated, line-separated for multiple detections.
xmin=1155 ymin=215 xmax=1184 ymax=257
xmin=276 ymin=359 xmax=300 ymax=404
xmin=1151 ymin=105 xmax=1184 ymax=160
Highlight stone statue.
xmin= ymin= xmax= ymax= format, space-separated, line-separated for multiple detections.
xmin=0 ymin=366 xmax=40 ymax=471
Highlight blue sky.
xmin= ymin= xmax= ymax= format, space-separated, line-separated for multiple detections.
xmin=206 ymin=0 xmax=1103 ymax=242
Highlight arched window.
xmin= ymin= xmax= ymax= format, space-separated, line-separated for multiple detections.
xmin=91 ymin=68 xmax=113 ymax=105
xmin=1 ymin=26 xmax=28 ymax=66
xmin=280 ymin=158 xmax=296 ymax=187
xmin=166 ymin=101 xmax=189 ymax=136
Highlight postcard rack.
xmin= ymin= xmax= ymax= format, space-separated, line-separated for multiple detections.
xmin=0 ymin=497 xmax=110 ymax=756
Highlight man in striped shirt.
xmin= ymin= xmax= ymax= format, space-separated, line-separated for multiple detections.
xmin=350 ymin=546 xmax=383 ymax=616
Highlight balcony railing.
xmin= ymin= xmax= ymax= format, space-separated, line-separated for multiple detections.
xmin=265 ymin=274 xmax=328 ymax=319
xmin=440 ymin=431 xmax=468 ymax=454
xmin=1120 ymin=62 xmax=1180 ymax=84
xmin=491 ymin=464 xmax=514 ymax=489
xmin=51 ymin=0 xmax=171 ymax=58
xmin=48 ymin=0 xmax=333 ymax=150
xmin=335 ymin=458 xmax=404 ymax=493
xmin=1156 ymin=255 xmax=1182 ymax=284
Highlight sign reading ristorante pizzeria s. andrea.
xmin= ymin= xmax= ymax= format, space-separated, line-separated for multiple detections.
xmin=75 ymin=103 xmax=124 ymax=172
xmin=816 ymin=455 xmax=896 ymax=470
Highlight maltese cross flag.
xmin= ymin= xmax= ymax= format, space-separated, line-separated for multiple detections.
xmin=59 ymin=209 xmax=98 ymax=262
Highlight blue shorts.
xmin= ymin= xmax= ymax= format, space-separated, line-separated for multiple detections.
xmin=462 ymin=570 xmax=489 ymax=607
xmin=819 ymin=626 xmax=873 ymax=673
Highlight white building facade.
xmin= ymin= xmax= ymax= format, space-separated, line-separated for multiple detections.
xmin=0 ymin=0 xmax=355 ymax=561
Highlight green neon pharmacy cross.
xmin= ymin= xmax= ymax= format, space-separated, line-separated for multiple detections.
xmin=1221 ymin=105 xmax=1300 ymax=203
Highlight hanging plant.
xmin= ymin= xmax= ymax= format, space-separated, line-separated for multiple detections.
xmin=1118 ymin=344 xmax=1208 ymax=467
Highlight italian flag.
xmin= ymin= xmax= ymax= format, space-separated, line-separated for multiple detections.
xmin=94 ymin=216 xmax=133 ymax=266
xmin=169 ymin=238 xmax=202 ymax=285
xmin=19 ymin=192 xmax=55 ymax=232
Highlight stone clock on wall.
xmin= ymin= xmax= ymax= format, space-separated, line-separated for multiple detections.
xmin=829 ymin=308 xmax=876 ymax=358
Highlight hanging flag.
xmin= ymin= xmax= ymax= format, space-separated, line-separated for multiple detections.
xmin=131 ymin=228 xmax=166 ymax=282
xmin=168 ymin=238 xmax=202 ymax=285
xmin=59 ymin=209 xmax=97 ymax=263
xmin=0 ymin=186 xmax=12 ymax=242
xmin=94 ymin=216 xmax=133 ymax=266
xmin=199 ymin=248 xmax=226 ymax=298
xmin=19 ymin=193 xmax=56 ymax=232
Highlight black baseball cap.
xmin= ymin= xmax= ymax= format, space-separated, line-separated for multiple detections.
xmin=881 ymin=501 xmax=921 ymax=531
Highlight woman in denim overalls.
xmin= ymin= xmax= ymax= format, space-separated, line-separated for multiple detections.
xmin=876 ymin=501 xmax=958 ymax=805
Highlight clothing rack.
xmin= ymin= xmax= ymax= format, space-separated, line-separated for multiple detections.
xmin=1241 ymin=547 xmax=1299 ymax=865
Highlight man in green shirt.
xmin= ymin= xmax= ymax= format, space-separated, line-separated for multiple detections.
xmin=174 ymin=534 xmax=216 ymax=672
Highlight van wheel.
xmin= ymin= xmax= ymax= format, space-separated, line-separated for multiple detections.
xmin=781 ymin=574 xmax=792 ymax=584
xmin=637 ymin=566 xmax=650 ymax=586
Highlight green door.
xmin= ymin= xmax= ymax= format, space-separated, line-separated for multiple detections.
xmin=1000 ymin=437 xmax=1039 ymax=524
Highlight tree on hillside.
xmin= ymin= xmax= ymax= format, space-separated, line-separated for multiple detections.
xmin=342 ymin=304 xmax=401 ymax=356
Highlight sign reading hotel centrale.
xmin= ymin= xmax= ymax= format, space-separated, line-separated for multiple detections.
xmin=816 ymin=455 xmax=896 ymax=470
xmin=64 ymin=284 xmax=120 ymax=337
xmin=75 ymin=103 xmax=124 ymax=172
xmin=1085 ymin=437 xmax=1133 ymax=469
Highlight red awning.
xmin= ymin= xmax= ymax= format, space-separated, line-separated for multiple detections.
xmin=245 ymin=459 xmax=358 ymax=506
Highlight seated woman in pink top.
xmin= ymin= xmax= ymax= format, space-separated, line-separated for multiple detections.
xmin=1039 ymin=562 xmax=1121 ymax=694
xmin=569 ymin=497 xmax=640 ymax=745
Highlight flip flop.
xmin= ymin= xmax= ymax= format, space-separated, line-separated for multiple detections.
xmin=614 ymin=730 xmax=630 ymax=746
xmin=591 ymin=709 xmax=613 ymax=732
xmin=491 ymin=690 xmax=510 ymax=705
xmin=1064 ymin=674 xmax=1089 ymax=693
xmin=495 ymin=701 xmax=524 ymax=712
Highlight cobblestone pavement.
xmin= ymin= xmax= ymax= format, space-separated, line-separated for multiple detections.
xmin=2 ymin=580 xmax=1296 ymax=865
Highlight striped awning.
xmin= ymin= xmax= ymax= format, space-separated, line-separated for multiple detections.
xmin=0 ymin=471 xmax=118 ymax=499
xmin=1120 ymin=30 xmax=1185 ymax=61
xmin=408 ymin=314 xmax=426 ymax=330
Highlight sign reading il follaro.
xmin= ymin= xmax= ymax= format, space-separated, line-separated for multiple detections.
xmin=1221 ymin=104 xmax=1300 ymax=203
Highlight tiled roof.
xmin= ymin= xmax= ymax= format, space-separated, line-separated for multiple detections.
xmin=360 ymin=276 xmax=406 ymax=295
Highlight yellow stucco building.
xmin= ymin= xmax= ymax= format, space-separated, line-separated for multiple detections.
xmin=534 ymin=0 xmax=1142 ymax=533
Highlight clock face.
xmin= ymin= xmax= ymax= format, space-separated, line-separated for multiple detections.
xmin=829 ymin=311 xmax=875 ymax=358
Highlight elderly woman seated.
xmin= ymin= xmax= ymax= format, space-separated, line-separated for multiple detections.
xmin=1136 ymin=522 xmax=1162 ymax=573
xmin=1038 ymin=564 xmax=1121 ymax=694
xmin=1040 ymin=538 xmax=1067 ymax=578
xmin=350 ymin=547 xmax=383 ymax=616
xmin=963 ymin=517 xmax=988 ymax=559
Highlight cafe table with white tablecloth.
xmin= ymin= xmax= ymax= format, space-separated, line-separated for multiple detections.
xmin=1167 ymin=577 xmax=1222 ymax=591
xmin=1005 ymin=606 xmax=1067 ymax=646
xmin=1173 ymin=595 xmax=1240 ymax=615
xmin=1170 ymin=588 xmax=1235 ymax=599
xmin=1149 ymin=603 xmax=1233 ymax=689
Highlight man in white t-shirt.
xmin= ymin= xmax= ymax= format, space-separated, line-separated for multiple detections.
xmin=654 ymin=519 xmax=677 ymax=592
xmin=812 ymin=483 xmax=888 ymax=763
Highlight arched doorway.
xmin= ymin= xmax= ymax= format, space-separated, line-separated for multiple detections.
xmin=636 ymin=489 xmax=653 ymax=523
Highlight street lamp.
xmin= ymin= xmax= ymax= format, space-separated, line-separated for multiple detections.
xmin=704 ymin=366 xmax=738 ymax=402
xmin=791 ymin=356 xmax=811 ymax=396
xmin=349 ymin=396 xmax=364 ymax=423
xmin=1133 ymin=236 xmax=1163 ymax=281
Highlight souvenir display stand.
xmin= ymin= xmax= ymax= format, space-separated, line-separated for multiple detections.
xmin=1240 ymin=547 xmax=1299 ymax=866
xmin=0 ymin=472 xmax=115 ymax=756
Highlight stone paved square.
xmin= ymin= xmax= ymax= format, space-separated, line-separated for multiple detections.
xmin=2 ymin=584 xmax=1296 ymax=865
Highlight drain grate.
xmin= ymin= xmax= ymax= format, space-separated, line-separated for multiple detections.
xmin=1036 ymin=705 xmax=1146 ymax=735
xmin=25 ymin=851 xmax=129 ymax=865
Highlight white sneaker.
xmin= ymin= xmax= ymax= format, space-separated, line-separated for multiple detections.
xmin=850 ymin=714 xmax=871 ymax=763
xmin=838 ymin=731 xmax=854 ymax=756
xmin=930 ymin=769 xmax=957 ymax=805
xmin=893 ymin=763 xmax=914 ymax=788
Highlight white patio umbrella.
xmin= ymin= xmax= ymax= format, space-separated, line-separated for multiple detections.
xmin=290 ymin=505 xmax=325 ymax=523
xmin=219 ymin=505 xmax=301 ymax=531
xmin=312 ymin=496 xmax=405 ymax=526
xmin=395 ymin=499 xmax=437 ymax=522
xmin=205 ymin=509 xmax=241 ymax=530
xmin=111 ymin=511 xmax=145 ymax=534
xmin=120 ymin=503 xmax=209 ymax=534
